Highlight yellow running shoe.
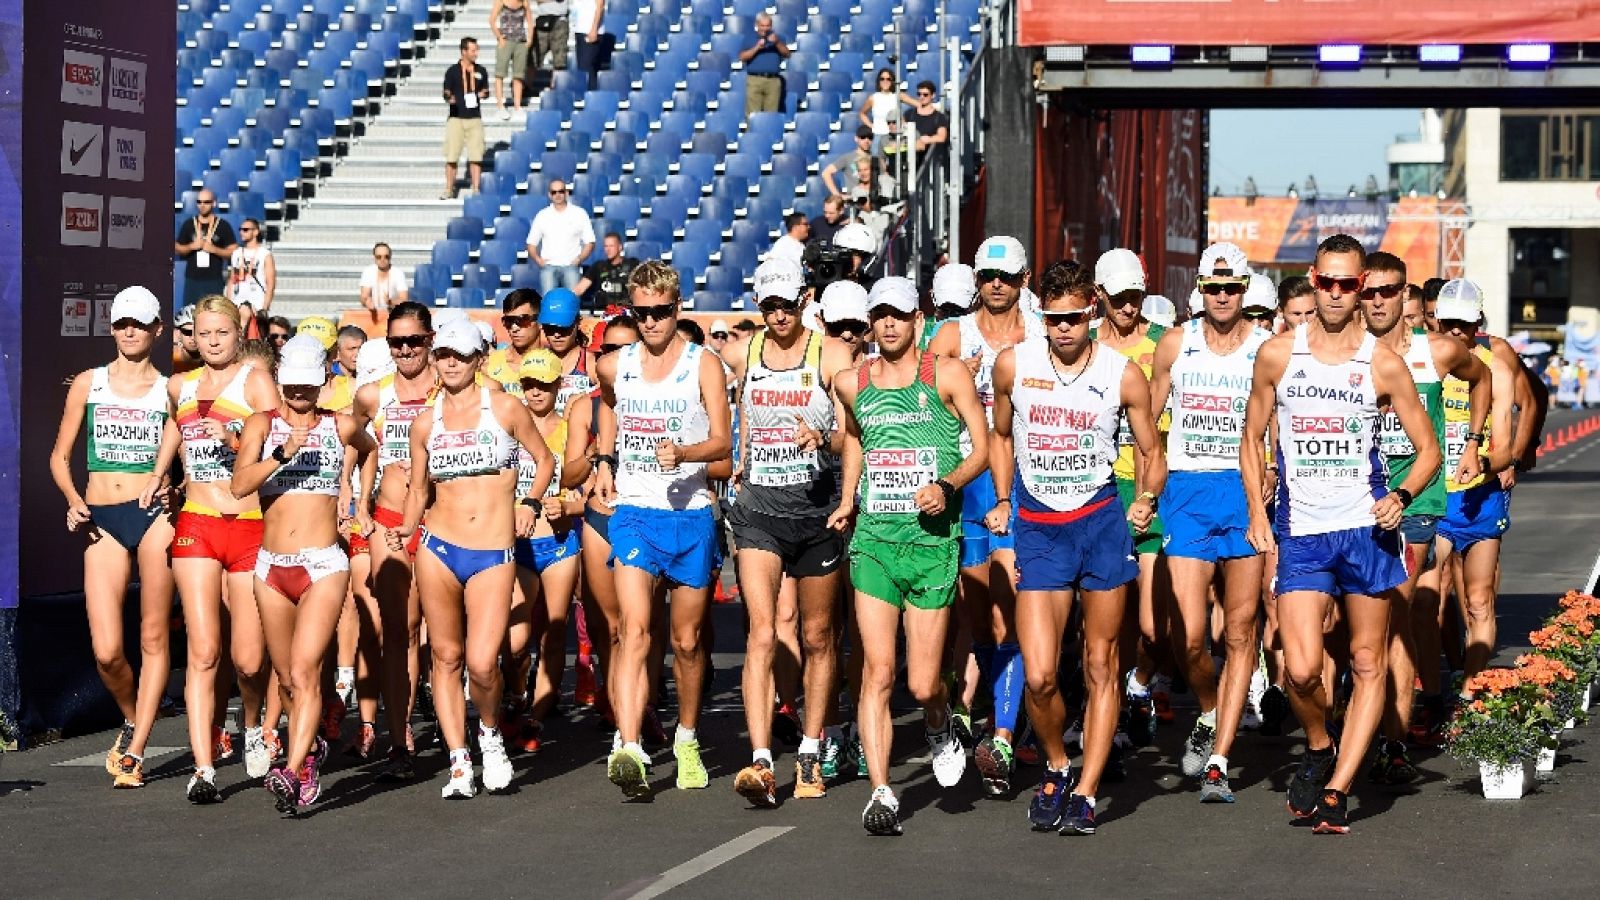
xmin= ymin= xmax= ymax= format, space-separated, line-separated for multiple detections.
xmin=105 ymin=723 xmax=133 ymax=776
xmin=674 ymin=739 xmax=709 ymax=790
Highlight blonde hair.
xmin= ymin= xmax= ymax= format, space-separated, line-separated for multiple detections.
xmin=192 ymin=294 xmax=243 ymax=330
xmin=628 ymin=259 xmax=681 ymax=303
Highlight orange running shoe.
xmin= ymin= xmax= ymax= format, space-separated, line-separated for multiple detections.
xmin=263 ymin=727 xmax=284 ymax=763
xmin=112 ymin=753 xmax=145 ymax=789
xmin=574 ymin=644 xmax=598 ymax=706
xmin=734 ymin=759 xmax=779 ymax=808
xmin=793 ymin=753 xmax=826 ymax=799
xmin=212 ymin=726 xmax=235 ymax=761
xmin=320 ymin=697 xmax=344 ymax=742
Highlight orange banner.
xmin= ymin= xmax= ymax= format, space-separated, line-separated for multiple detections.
xmin=1207 ymin=196 xmax=1440 ymax=281
xmin=1019 ymin=1 xmax=1600 ymax=47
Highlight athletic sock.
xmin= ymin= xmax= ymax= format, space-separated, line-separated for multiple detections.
xmin=753 ymin=748 xmax=773 ymax=767
xmin=623 ymin=740 xmax=645 ymax=758
xmin=799 ymin=735 xmax=821 ymax=755
xmin=336 ymin=665 xmax=354 ymax=685
xmin=1207 ymin=753 xmax=1227 ymax=771
xmin=674 ymin=724 xmax=696 ymax=745
xmin=992 ymin=642 xmax=1025 ymax=734
xmin=1126 ymin=672 xmax=1150 ymax=697
xmin=1199 ymin=708 xmax=1217 ymax=728
xmin=479 ymin=722 xmax=499 ymax=739
xmin=449 ymin=747 xmax=471 ymax=765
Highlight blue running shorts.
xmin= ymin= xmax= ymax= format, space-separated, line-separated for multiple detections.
xmin=514 ymin=527 xmax=581 ymax=573
xmin=1439 ymin=483 xmax=1510 ymax=553
xmin=960 ymin=471 xmax=1015 ymax=568
xmin=1160 ymin=470 xmax=1257 ymax=562
xmin=608 ymin=505 xmax=720 ymax=589
xmin=1015 ymin=497 xmax=1139 ymax=593
xmin=1276 ymin=525 xmax=1406 ymax=598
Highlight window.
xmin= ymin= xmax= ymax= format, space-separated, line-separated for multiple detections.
xmin=1500 ymin=112 xmax=1600 ymax=181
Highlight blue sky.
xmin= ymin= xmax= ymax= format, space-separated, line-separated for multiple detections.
xmin=1208 ymin=109 xmax=1424 ymax=196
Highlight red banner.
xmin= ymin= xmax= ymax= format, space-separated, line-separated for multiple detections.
xmin=1018 ymin=1 xmax=1600 ymax=47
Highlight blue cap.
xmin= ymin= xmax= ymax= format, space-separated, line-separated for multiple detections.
xmin=540 ymin=288 xmax=580 ymax=328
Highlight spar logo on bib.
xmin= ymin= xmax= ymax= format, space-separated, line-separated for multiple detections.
xmin=434 ymin=430 xmax=480 ymax=450
xmin=1027 ymin=432 xmax=1093 ymax=452
xmin=1290 ymin=415 xmax=1361 ymax=435
xmin=621 ymin=415 xmax=667 ymax=434
xmin=1182 ymin=393 xmax=1245 ymax=414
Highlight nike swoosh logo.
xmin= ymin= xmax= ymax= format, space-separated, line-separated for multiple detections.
xmin=748 ymin=372 xmax=774 ymax=381
xmin=69 ymin=133 xmax=97 ymax=166
xmin=821 ymin=556 xmax=840 ymax=568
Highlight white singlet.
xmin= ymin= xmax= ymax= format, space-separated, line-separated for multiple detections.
xmin=427 ymin=388 xmax=517 ymax=481
xmin=259 ymin=413 xmax=344 ymax=497
xmin=613 ymin=342 xmax=711 ymax=511
xmin=1009 ymin=338 xmax=1127 ymax=512
xmin=85 ymin=367 xmax=168 ymax=474
xmin=1165 ymin=319 xmax=1269 ymax=472
xmin=372 ymin=374 xmax=437 ymax=475
xmin=956 ymin=310 xmax=1046 ymax=453
xmin=741 ymin=331 xmax=834 ymax=490
xmin=1274 ymin=325 xmax=1388 ymax=537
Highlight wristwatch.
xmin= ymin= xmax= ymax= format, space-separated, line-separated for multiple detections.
xmin=1137 ymin=490 xmax=1158 ymax=510
xmin=1464 ymin=431 xmax=1486 ymax=445
xmin=593 ymin=453 xmax=618 ymax=471
xmin=271 ymin=444 xmax=290 ymax=464
xmin=934 ymin=479 xmax=956 ymax=502
xmin=1392 ymin=487 xmax=1414 ymax=509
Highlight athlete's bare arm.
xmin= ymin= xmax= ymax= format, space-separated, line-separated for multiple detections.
xmin=1373 ymin=344 xmax=1439 ymax=528
xmin=1241 ymin=334 xmax=1292 ymax=551
xmin=49 ymin=372 xmax=94 ymax=524
xmin=1147 ymin=326 xmax=1184 ymax=421
xmin=495 ymin=390 xmax=555 ymax=499
xmin=933 ymin=355 xmax=990 ymax=497
xmin=826 ymin=367 xmax=864 ymax=531
xmin=1483 ymin=354 xmax=1517 ymax=475
xmin=397 ymin=411 xmax=434 ymax=536
xmin=1121 ymin=362 xmax=1165 ymax=529
xmin=1431 ymin=334 xmax=1490 ymax=484
xmin=591 ymin=351 xmax=620 ymax=504
xmin=986 ymin=348 xmax=1017 ymax=535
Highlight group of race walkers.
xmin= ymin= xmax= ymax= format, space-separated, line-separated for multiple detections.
xmin=52 ymin=231 xmax=1548 ymax=836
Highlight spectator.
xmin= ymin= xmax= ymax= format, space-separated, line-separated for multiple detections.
xmin=530 ymin=2 xmax=568 ymax=80
xmin=858 ymin=68 xmax=903 ymax=156
xmin=490 ymin=0 xmax=532 ymax=120
xmin=676 ymin=317 xmax=707 ymax=346
xmin=849 ymin=156 xmax=896 ymax=211
xmin=822 ymin=126 xmax=874 ymax=197
xmin=442 ymin=37 xmax=490 ymax=200
xmin=570 ymin=0 xmax=606 ymax=91
xmin=809 ymin=195 xmax=848 ymax=246
xmin=707 ymin=318 xmax=732 ymax=357
xmin=265 ymin=315 xmax=293 ymax=351
xmin=173 ymin=305 xmax=202 ymax=374
xmin=767 ymin=212 xmax=808 ymax=265
xmin=739 ymin=12 xmax=789 ymax=118
xmin=225 ymin=217 xmax=274 ymax=333
xmin=574 ymin=231 xmax=638 ymax=311
xmin=527 ymin=178 xmax=596 ymax=293
xmin=734 ymin=319 xmax=759 ymax=336
xmin=333 ymin=325 xmax=367 ymax=378
xmin=173 ymin=189 xmax=237 ymax=307
xmin=908 ymin=80 xmax=950 ymax=164
xmin=359 ymin=242 xmax=409 ymax=315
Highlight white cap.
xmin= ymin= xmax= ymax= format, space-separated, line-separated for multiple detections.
xmin=1142 ymin=295 xmax=1177 ymax=327
xmin=975 ymin=236 xmax=1028 ymax=275
xmin=867 ymin=276 xmax=918 ymax=314
xmin=1094 ymin=248 xmax=1146 ymax=296
xmin=821 ymin=280 xmax=870 ymax=323
xmin=475 ymin=319 xmax=497 ymax=349
xmin=277 ymin=335 xmax=329 ymax=386
xmin=110 ymin=286 xmax=161 ymax=325
xmin=1243 ymin=273 xmax=1276 ymax=311
xmin=355 ymin=336 xmax=396 ymax=388
xmin=709 ymin=318 xmax=731 ymax=335
xmin=832 ymin=222 xmax=876 ymax=255
xmin=174 ymin=304 xmax=195 ymax=328
xmin=801 ymin=304 xmax=824 ymax=333
xmin=433 ymin=318 xmax=484 ymax=356
xmin=1199 ymin=242 xmax=1251 ymax=278
xmin=1436 ymin=279 xmax=1486 ymax=323
xmin=433 ymin=308 xmax=469 ymax=331
xmin=931 ymin=263 xmax=977 ymax=310
xmin=753 ymin=257 xmax=805 ymax=302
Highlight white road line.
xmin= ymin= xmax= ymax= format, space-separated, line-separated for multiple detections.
xmin=54 ymin=746 xmax=185 ymax=767
xmin=617 ymin=826 xmax=794 ymax=900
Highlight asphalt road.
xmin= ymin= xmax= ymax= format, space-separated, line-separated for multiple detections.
xmin=5 ymin=410 xmax=1600 ymax=899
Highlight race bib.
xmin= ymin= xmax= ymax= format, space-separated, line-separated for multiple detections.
xmin=620 ymin=413 xmax=673 ymax=474
xmin=91 ymin=405 xmax=163 ymax=467
xmin=748 ymin=425 xmax=817 ymax=487
xmin=379 ymin=404 xmax=428 ymax=467
xmin=1176 ymin=391 xmax=1246 ymax=460
xmin=863 ymin=446 xmax=935 ymax=514
xmin=181 ymin=425 xmax=234 ymax=483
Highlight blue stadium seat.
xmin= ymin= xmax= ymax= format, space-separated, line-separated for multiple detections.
xmin=697 ymin=196 xmax=735 ymax=226
xmin=446 ymin=217 xmax=485 ymax=245
xmin=476 ymin=173 xmax=512 ymax=199
xmin=690 ymin=131 xmax=730 ymax=160
xmin=461 ymin=264 xmax=501 ymax=291
xmin=432 ymin=240 xmax=471 ymax=270
xmin=510 ymin=263 xmax=541 ymax=289
xmin=649 ymin=195 xmax=690 ymax=225
xmin=539 ymin=151 xmax=579 ymax=180
xmin=462 ymin=193 xmax=502 ymax=224
xmin=600 ymin=195 xmax=643 ymax=224
xmin=720 ymin=243 xmax=760 ymax=276
xmin=703 ymin=267 xmax=746 ymax=294
xmin=682 ymin=220 xmax=724 ymax=246
xmin=492 ymin=216 xmax=529 ymax=241
xmin=625 ymin=241 xmax=664 ymax=261
xmin=446 ymin=287 xmax=487 ymax=308
xmin=676 ymin=154 xmax=717 ymax=185
xmin=635 ymin=220 xmax=673 ymax=246
xmin=413 ymin=263 xmax=451 ymax=296
xmin=509 ymin=194 xmax=547 ymax=221
xmin=246 ymin=170 xmax=288 ymax=203
xmin=228 ymin=191 xmax=266 ymax=223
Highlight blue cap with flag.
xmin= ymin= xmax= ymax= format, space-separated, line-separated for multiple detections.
xmin=975 ymin=236 xmax=1027 ymax=275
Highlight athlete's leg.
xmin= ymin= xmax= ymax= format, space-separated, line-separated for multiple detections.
xmin=1382 ymin=546 xmax=1427 ymax=739
xmin=904 ymin=601 xmax=953 ymax=731
xmin=504 ymin=568 xmax=538 ymax=703
xmin=1325 ymin=592 xmax=1393 ymax=793
xmin=253 ymin=582 xmax=299 ymax=760
xmin=83 ymin=538 xmax=138 ymax=728
xmin=369 ymin=531 xmax=420 ymax=744
xmin=737 ymin=546 xmax=784 ymax=753
xmin=1211 ymin=554 xmax=1264 ymax=761
xmin=350 ymin=551 xmax=383 ymax=729
xmin=531 ymin=555 xmax=580 ymax=720
xmin=1457 ymin=539 xmax=1501 ymax=678
xmin=797 ymin=569 xmax=841 ymax=740
xmin=1167 ymin=557 xmax=1221 ymax=713
xmin=668 ymin=581 xmax=712 ymax=731
xmin=285 ymin=576 xmax=346 ymax=769
xmin=174 ymin=559 xmax=226 ymax=770
xmin=611 ymin=564 xmax=660 ymax=744
xmin=130 ymin=520 xmax=175 ymax=757
xmin=1278 ymin=590 xmax=1338 ymax=751
xmin=581 ymin=520 xmax=619 ymax=689
xmin=225 ymin=570 xmax=268 ymax=731
xmin=413 ymin=550 xmax=469 ymax=752
xmin=855 ymin=592 xmax=902 ymax=788
xmin=1411 ymin=560 xmax=1444 ymax=696
xmin=462 ymin=562 xmax=516 ymax=733
xmin=774 ymin=574 xmax=802 ymax=709
xmin=1075 ymin=583 xmax=1129 ymax=800
xmin=1017 ymin=588 xmax=1071 ymax=770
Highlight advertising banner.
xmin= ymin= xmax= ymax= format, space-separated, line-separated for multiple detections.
xmin=1206 ymin=196 xmax=1441 ymax=280
xmin=1019 ymin=1 xmax=1600 ymax=47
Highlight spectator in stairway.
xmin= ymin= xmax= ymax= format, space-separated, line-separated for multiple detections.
xmin=490 ymin=0 xmax=533 ymax=120
xmin=766 ymin=212 xmax=809 ymax=266
xmin=359 ymin=242 xmax=409 ymax=316
xmin=740 ymin=12 xmax=790 ymax=118
xmin=526 ymin=178 xmax=596 ymax=293
xmin=442 ymin=36 xmax=490 ymax=200
xmin=858 ymin=68 xmax=904 ymax=157
xmin=823 ymin=126 xmax=875 ymax=198
xmin=570 ymin=0 xmax=607 ymax=91
xmin=909 ymin=80 xmax=950 ymax=165
xmin=809 ymin=195 xmax=849 ymax=246
xmin=174 ymin=189 xmax=237 ymax=307
xmin=707 ymin=319 xmax=732 ymax=357
xmin=226 ymin=217 xmax=274 ymax=337
xmin=265 ymin=316 xmax=293 ymax=354
xmin=530 ymin=2 xmax=568 ymax=76
xmin=848 ymin=156 xmax=896 ymax=211
xmin=575 ymin=231 xmax=638 ymax=311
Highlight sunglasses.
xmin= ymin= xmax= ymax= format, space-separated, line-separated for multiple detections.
xmin=197 ymin=200 xmax=214 ymax=205
xmin=825 ymin=319 xmax=867 ymax=337
xmin=267 ymin=332 xmax=291 ymax=342
xmin=178 ymin=327 xmax=194 ymax=337
xmin=1359 ymin=283 xmax=1404 ymax=300
xmin=1311 ymin=271 xmax=1364 ymax=293
xmin=1439 ymin=318 xmax=1478 ymax=333
xmin=758 ymin=298 xmax=800 ymax=316
xmin=631 ymin=302 xmax=677 ymax=323
xmin=374 ymin=254 xmax=391 ymax=261
xmin=1199 ymin=282 xmax=1246 ymax=296
xmin=976 ymin=269 xmax=1023 ymax=285
xmin=549 ymin=188 xmax=569 ymax=196
xmin=595 ymin=342 xmax=629 ymax=356
xmin=387 ymin=334 xmax=430 ymax=350
xmin=917 ymin=92 xmax=932 ymax=98
xmin=709 ymin=330 xmax=730 ymax=340
xmin=878 ymin=75 xmax=893 ymax=82
xmin=501 ymin=314 xmax=536 ymax=329
xmin=1042 ymin=308 xmax=1093 ymax=328
xmin=1243 ymin=309 xmax=1276 ymax=321
xmin=542 ymin=322 xmax=576 ymax=336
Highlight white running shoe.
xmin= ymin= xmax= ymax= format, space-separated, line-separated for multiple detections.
xmin=927 ymin=715 xmax=967 ymax=788
xmin=243 ymin=726 xmax=270 ymax=779
xmin=442 ymin=754 xmax=477 ymax=799
xmin=1242 ymin=666 xmax=1267 ymax=731
xmin=479 ymin=729 xmax=514 ymax=793
xmin=498 ymin=104 xmax=512 ymax=121
xmin=1063 ymin=718 xmax=1084 ymax=752
xmin=335 ymin=666 xmax=356 ymax=710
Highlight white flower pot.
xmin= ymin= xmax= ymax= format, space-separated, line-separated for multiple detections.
xmin=1536 ymin=743 xmax=1557 ymax=775
xmin=1584 ymin=682 xmax=1594 ymax=711
xmin=1479 ymin=760 xmax=1531 ymax=799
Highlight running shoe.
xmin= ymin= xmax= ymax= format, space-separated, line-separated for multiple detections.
xmin=1378 ymin=740 xmax=1419 ymax=786
xmin=734 ymin=759 xmax=779 ymax=807
xmin=441 ymin=754 xmax=477 ymax=799
xmin=1311 ymin=788 xmax=1350 ymax=834
xmin=517 ymin=719 xmax=545 ymax=754
xmin=1242 ymin=668 xmax=1267 ymax=731
xmin=642 ymin=706 xmax=668 ymax=748
xmin=480 ymin=729 xmax=514 ymax=793
xmin=794 ymin=753 xmax=826 ymax=799
xmin=1062 ymin=717 xmax=1083 ymax=752
xmin=772 ymin=704 xmax=803 ymax=747
xmin=574 ymin=646 xmax=598 ymax=706
xmin=848 ymin=724 xmax=868 ymax=779
xmin=607 ymin=746 xmax=653 ymax=801
xmin=213 ymin=726 xmax=235 ymax=761
xmin=320 ymin=697 xmax=344 ymax=742
xmin=186 ymin=768 xmax=221 ymax=804
xmin=1125 ymin=690 xmax=1156 ymax=747
xmin=1013 ymin=719 xmax=1041 ymax=767
xmin=1180 ymin=719 xmax=1217 ymax=779
xmin=375 ymin=748 xmax=416 ymax=782
xmin=334 ymin=668 xmax=355 ymax=710
xmin=951 ymin=706 xmax=975 ymax=750
xmin=264 ymin=766 xmax=299 ymax=817
xmin=1287 ymin=747 xmax=1337 ymax=818
xmin=674 ymin=739 xmax=709 ymax=790
xmin=927 ymin=718 xmax=967 ymax=789
xmin=1028 ymin=766 xmax=1072 ymax=831
xmin=106 ymin=722 xmax=135 ymax=776
xmin=263 ymin=727 xmax=283 ymax=763
xmin=1199 ymin=763 xmax=1235 ymax=803
xmin=820 ymin=733 xmax=843 ymax=781
xmin=1409 ymin=699 xmax=1448 ymax=748
xmin=1105 ymin=735 xmax=1129 ymax=783
xmin=345 ymin=722 xmax=377 ymax=760
xmin=1059 ymin=793 xmax=1097 ymax=835
xmin=298 ymin=738 xmax=328 ymax=806
xmin=112 ymin=754 xmax=145 ymax=789
xmin=1151 ymin=675 xmax=1175 ymax=724
xmin=973 ymin=735 xmax=1015 ymax=797
xmin=1259 ymin=685 xmax=1290 ymax=737
xmin=244 ymin=726 xmax=271 ymax=779
xmin=861 ymin=785 xmax=902 ymax=836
